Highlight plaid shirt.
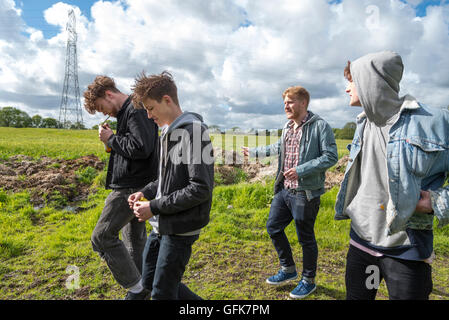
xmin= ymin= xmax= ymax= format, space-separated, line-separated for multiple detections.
xmin=283 ymin=112 xmax=310 ymax=189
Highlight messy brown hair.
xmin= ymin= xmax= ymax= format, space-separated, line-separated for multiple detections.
xmin=83 ymin=76 xmax=119 ymax=114
xmin=282 ymin=86 xmax=310 ymax=107
xmin=344 ymin=61 xmax=353 ymax=82
xmin=132 ymin=71 xmax=179 ymax=109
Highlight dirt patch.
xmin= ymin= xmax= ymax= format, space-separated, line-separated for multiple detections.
xmin=325 ymin=155 xmax=349 ymax=191
xmin=0 ymin=154 xmax=105 ymax=207
xmin=214 ymin=148 xmax=348 ymax=188
xmin=1 ymin=151 xmax=348 ymax=204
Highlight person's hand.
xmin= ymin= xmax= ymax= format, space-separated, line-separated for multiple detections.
xmin=415 ymin=190 xmax=433 ymax=214
xmin=99 ymin=123 xmax=113 ymax=143
xmin=128 ymin=191 xmax=144 ymax=209
xmin=241 ymin=146 xmax=249 ymax=157
xmin=133 ymin=201 xmax=153 ymax=222
xmin=283 ymin=167 xmax=298 ymax=181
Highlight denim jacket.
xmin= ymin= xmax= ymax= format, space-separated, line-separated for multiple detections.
xmin=250 ymin=111 xmax=338 ymax=200
xmin=335 ymin=95 xmax=449 ymax=235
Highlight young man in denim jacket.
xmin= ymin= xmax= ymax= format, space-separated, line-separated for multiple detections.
xmin=335 ymin=51 xmax=449 ymax=300
xmin=243 ymin=86 xmax=338 ymax=299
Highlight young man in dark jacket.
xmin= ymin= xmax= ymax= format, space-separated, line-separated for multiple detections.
xmin=128 ymin=71 xmax=214 ymax=300
xmin=83 ymin=75 xmax=159 ymax=299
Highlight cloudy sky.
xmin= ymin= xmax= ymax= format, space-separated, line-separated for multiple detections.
xmin=0 ymin=0 xmax=448 ymax=130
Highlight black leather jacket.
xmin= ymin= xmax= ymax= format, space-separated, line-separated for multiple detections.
xmin=105 ymin=97 xmax=159 ymax=189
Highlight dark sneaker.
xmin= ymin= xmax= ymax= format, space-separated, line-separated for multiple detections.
xmin=124 ymin=288 xmax=151 ymax=300
xmin=289 ymin=279 xmax=316 ymax=299
xmin=266 ymin=269 xmax=298 ymax=285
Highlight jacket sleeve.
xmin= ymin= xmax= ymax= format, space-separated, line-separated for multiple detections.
xmin=139 ymin=180 xmax=158 ymax=200
xmin=249 ymin=139 xmax=281 ymax=159
xmin=108 ymin=109 xmax=157 ymax=160
xmin=150 ymin=127 xmax=214 ymax=215
xmin=295 ymin=121 xmax=338 ymax=177
xmin=430 ymin=184 xmax=449 ymax=228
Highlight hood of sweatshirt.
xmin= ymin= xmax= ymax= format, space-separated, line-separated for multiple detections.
xmin=164 ymin=111 xmax=206 ymax=135
xmin=350 ymin=51 xmax=404 ymax=127
xmin=159 ymin=111 xmax=208 ymax=167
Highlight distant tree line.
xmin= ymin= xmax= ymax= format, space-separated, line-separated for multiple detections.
xmin=333 ymin=122 xmax=356 ymax=140
xmin=91 ymin=120 xmax=117 ymax=130
xmin=0 ymin=106 xmax=120 ymax=130
xmin=0 ymin=106 xmax=86 ymax=129
xmin=209 ymin=122 xmax=357 ymax=140
xmin=2 ymin=105 xmax=357 ymax=137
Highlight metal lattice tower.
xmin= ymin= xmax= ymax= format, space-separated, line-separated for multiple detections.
xmin=59 ymin=9 xmax=83 ymax=129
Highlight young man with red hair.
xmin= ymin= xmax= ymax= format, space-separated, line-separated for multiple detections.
xmin=243 ymin=85 xmax=338 ymax=299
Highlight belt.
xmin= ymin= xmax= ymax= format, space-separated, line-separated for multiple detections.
xmin=285 ymin=188 xmax=304 ymax=195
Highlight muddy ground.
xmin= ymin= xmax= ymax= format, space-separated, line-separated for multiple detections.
xmin=0 ymin=152 xmax=347 ymax=207
xmin=0 ymin=154 xmax=104 ymax=207
xmin=213 ymin=148 xmax=347 ymax=189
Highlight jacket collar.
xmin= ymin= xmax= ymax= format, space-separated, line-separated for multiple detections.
xmin=356 ymin=94 xmax=420 ymax=123
xmin=283 ymin=111 xmax=318 ymax=129
xmin=116 ymin=95 xmax=132 ymax=119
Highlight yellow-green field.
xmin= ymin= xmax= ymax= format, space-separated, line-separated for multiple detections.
xmin=0 ymin=127 xmax=448 ymax=300
xmin=0 ymin=127 xmax=351 ymax=161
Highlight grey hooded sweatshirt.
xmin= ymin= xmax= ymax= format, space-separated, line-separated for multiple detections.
xmin=345 ymin=51 xmax=411 ymax=249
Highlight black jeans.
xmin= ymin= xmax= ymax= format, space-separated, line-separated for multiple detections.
xmin=141 ymin=231 xmax=202 ymax=300
xmin=345 ymin=244 xmax=433 ymax=300
xmin=266 ymin=189 xmax=320 ymax=278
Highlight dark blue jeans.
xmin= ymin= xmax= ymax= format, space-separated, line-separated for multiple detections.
xmin=266 ymin=189 xmax=320 ymax=279
xmin=141 ymin=231 xmax=202 ymax=300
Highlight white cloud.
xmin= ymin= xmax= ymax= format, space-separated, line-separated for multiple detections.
xmin=1 ymin=0 xmax=449 ymax=130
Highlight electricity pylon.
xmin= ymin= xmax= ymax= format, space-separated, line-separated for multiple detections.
xmin=58 ymin=9 xmax=83 ymax=129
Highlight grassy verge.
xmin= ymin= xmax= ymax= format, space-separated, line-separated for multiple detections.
xmin=1 ymin=181 xmax=448 ymax=300
xmin=0 ymin=128 xmax=447 ymax=300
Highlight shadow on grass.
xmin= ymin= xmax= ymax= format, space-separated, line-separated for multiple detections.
xmin=432 ymin=287 xmax=449 ymax=298
xmin=316 ymin=284 xmax=346 ymax=300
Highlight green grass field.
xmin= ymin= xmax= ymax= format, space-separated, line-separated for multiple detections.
xmin=0 ymin=127 xmax=448 ymax=300
xmin=0 ymin=127 xmax=350 ymax=161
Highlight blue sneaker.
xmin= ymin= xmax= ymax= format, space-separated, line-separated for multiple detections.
xmin=289 ymin=279 xmax=316 ymax=299
xmin=266 ymin=269 xmax=297 ymax=285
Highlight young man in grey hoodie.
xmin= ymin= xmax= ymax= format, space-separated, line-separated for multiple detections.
xmin=336 ymin=51 xmax=449 ymax=300
xmin=127 ymin=71 xmax=214 ymax=300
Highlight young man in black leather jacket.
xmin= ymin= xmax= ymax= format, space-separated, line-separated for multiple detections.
xmin=83 ymin=75 xmax=159 ymax=299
